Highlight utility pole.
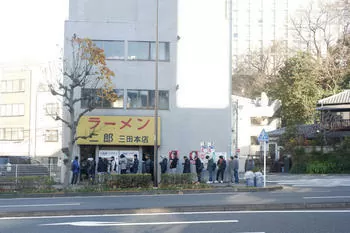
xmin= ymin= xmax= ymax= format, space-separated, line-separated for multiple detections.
xmin=153 ymin=0 xmax=159 ymax=188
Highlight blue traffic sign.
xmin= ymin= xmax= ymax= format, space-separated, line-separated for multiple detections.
xmin=258 ymin=129 xmax=269 ymax=142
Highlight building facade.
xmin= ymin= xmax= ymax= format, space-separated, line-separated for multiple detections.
xmin=64 ymin=0 xmax=231 ymax=173
xmin=0 ymin=64 xmax=63 ymax=163
xmin=232 ymin=93 xmax=281 ymax=171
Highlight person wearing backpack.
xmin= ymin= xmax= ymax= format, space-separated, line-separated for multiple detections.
xmin=194 ymin=155 xmax=203 ymax=183
xmin=206 ymin=155 xmax=216 ymax=184
xmin=215 ymin=155 xmax=226 ymax=183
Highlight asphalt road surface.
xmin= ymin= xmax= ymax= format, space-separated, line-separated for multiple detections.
xmin=1 ymin=187 xmax=350 ymax=215
xmin=0 ymin=210 xmax=349 ymax=233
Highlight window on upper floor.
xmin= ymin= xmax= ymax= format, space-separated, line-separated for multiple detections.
xmin=0 ymin=104 xmax=25 ymax=117
xmin=0 ymin=79 xmax=25 ymax=93
xmin=45 ymin=103 xmax=59 ymax=116
xmin=128 ymin=41 xmax=170 ymax=61
xmin=0 ymin=128 xmax=24 ymax=141
xmin=81 ymin=88 xmax=124 ymax=109
xmin=251 ymin=117 xmax=269 ymax=126
xmin=45 ymin=130 xmax=58 ymax=142
xmin=93 ymin=40 xmax=125 ymax=60
xmin=126 ymin=89 xmax=169 ymax=110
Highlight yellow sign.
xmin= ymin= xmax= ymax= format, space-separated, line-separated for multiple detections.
xmin=76 ymin=116 xmax=160 ymax=146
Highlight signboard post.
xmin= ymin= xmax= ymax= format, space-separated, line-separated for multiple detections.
xmin=258 ymin=129 xmax=269 ymax=187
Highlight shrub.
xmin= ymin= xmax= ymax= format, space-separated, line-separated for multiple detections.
xmin=106 ymin=174 xmax=152 ymax=189
xmin=306 ymin=161 xmax=341 ymax=174
xmin=0 ymin=176 xmax=55 ymax=191
xmin=160 ymin=173 xmax=195 ymax=185
xmin=290 ymin=163 xmax=307 ymax=174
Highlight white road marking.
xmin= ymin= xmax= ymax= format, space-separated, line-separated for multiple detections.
xmin=0 ymin=203 xmax=80 ymax=208
xmin=1 ymin=210 xmax=350 ymax=220
xmin=0 ymin=192 xmax=241 ymax=201
xmin=303 ymin=196 xmax=350 ymax=199
xmin=41 ymin=219 xmax=239 ymax=227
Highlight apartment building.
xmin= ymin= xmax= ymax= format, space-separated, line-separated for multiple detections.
xmin=0 ymin=64 xmax=62 ymax=163
xmin=64 ymin=0 xmax=231 ymax=170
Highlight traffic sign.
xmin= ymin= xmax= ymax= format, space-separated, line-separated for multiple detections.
xmin=258 ymin=129 xmax=269 ymax=142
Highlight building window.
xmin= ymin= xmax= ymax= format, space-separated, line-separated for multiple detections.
xmin=0 ymin=104 xmax=25 ymax=117
xmin=45 ymin=103 xmax=59 ymax=116
xmin=0 ymin=128 xmax=24 ymax=141
xmin=45 ymin=130 xmax=58 ymax=142
xmin=0 ymin=79 xmax=25 ymax=93
xmin=93 ymin=40 xmax=125 ymax=60
xmin=81 ymin=89 xmax=124 ymax=109
xmin=128 ymin=41 xmax=170 ymax=61
xmin=127 ymin=89 xmax=169 ymax=110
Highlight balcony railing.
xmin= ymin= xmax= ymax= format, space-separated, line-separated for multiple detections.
xmin=322 ymin=119 xmax=350 ymax=131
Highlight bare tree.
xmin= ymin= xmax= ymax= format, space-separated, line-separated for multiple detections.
xmin=49 ymin=35 xmax=117 ymax=186
xmin=232 ymin=41 xmax=287 ymax=98
xmin=290 ymin=0 xmax=350 ymax=94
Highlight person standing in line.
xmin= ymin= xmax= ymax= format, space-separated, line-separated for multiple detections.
xmin=119 ymin=154 xmax=127 ymax=174
xmin=71 ymin=156 xmax=80 ymax=185
xmin=110 ymin=156 xmax=117 ymax=174
xmin=245 ymin=155 xmax=255 ymax=172
xmin=169 ymin=151 xmax=178 ymax=174
xmin=215 ymin=156 xmax=226 ymax=183
xmin=206 ymin=155 xmax=216 ymax=184
xmin=194 ymin=155 xmax=203 ymax=183
xmin=159 ymin=156 xmax=168 ymax=174
xmin=233 ymin=155 xmax=239 ymax=184
xmin=183 ymin=156 xmax=191 ymax=173
xmin=131 ymin=154 xmax=139 ymax=174
xmin=228 ymin=156 xmax=235 ymax=183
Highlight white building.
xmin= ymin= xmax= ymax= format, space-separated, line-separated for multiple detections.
xmin=0 ymin=63 xmax=63 ymax=163
xmin=232 ymin=93 xmax=281 ymax=171
xmin=64 ymin=0 xmax=232 ymax=173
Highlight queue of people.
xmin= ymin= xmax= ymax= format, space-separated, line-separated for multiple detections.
xmin=73 ymin=153 xmax=255 ymax=185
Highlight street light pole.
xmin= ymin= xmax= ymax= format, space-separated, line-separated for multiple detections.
xmin=153 ymin=0 xmax=159 ymax=187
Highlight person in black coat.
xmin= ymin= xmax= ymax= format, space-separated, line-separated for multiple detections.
xmin=159 ymin=156 xmax=168 ymax=174
xmin=194 ymin=155 xmax=203 ymax=183
xmin=183 ymin=156 xmax=191 ymax=173
xmin=131 ymin=154 xmax=139 ymax=173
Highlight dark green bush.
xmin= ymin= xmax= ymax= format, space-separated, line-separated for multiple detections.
xmin=160 ymin=173 xmax=195 ymax=185
xmin=106 ymin=174 xmax=152 ymax=189
xmin=290 ymin=163 xmax=307 ymax=174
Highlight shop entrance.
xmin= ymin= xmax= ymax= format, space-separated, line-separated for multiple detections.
xmin=80 ymin=145 xmax=96 ymax=181
xmin=142 ymin=146 xmax=154 ymax=161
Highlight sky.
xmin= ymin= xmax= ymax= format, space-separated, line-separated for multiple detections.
xmin=0 ymin=0 xmax=69 ymax=63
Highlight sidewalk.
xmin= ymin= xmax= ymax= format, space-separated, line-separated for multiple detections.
xmin=0 ymin=181 xmax=284 ymax=199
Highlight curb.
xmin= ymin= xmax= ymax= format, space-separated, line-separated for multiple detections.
xmin=0 ymin=186 xmax=284 ymax=198
xmin=1 ymin=202 xmax=350 ymax=218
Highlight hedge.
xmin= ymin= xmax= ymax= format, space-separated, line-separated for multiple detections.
xmin=160 ymin=173 xmax=195 ymax=185
xmin=0 ymin=176 xmax=54 ymax=191
xmin=106 ymin=174 xmax=152 ymax=189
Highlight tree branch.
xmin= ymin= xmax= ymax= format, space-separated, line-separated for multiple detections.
xmin=55 ymin=115 xmax=72 ymax=129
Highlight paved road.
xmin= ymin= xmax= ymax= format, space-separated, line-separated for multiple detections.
xmin=1 ymin=186 xmax=350 ymax=215
xmin=267 ymin=174 xmax=350 ymax=187
xmin=0 ymin=210 xmax=349 ymax=233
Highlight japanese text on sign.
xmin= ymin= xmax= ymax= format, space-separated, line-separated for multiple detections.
xmin=77 ymin=116 xmax=160 ymax=146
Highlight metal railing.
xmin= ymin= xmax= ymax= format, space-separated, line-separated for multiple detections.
xmin=0 ymin=164 xmax=61 ymax=183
